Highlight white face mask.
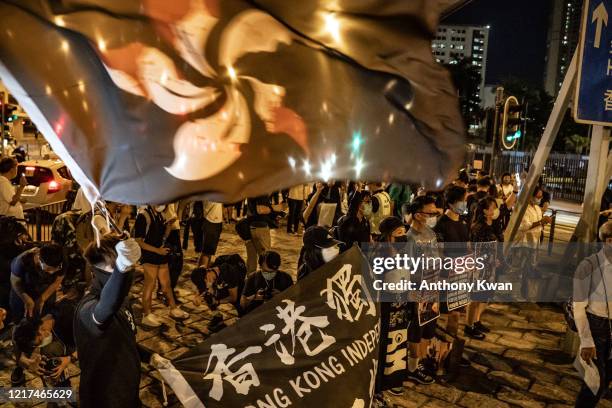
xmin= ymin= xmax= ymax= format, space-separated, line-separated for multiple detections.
xmin=40 ymin=334 xmax=53 ymax=348
xmin=321 ymin=245 xmax=340 ymax=263
xmin=492 ymin=208 xmax=500 ymax=220
xmin=426 ymin=217 xmax=437 ymax=228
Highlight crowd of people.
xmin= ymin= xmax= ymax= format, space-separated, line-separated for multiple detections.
xmin=1 ymin=153 xmax=612 ymax=407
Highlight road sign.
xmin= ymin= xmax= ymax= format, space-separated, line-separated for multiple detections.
xmin=575 ymin=0 xmax=612 ymax=125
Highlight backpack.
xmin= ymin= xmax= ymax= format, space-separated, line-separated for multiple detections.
xmin=0 ymin=215 xmax=27 ymax=247
xmin=51 ymin=210 xmax=94 ymax=250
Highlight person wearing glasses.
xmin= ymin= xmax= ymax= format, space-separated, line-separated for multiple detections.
xmin=9 ymin=243 xmax=64 ymax=322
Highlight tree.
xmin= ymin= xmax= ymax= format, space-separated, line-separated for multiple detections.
xmin=564 ymin=133 xmax=590 ymax=155
xmin=500 ymin=77 xmax=590 ymax=152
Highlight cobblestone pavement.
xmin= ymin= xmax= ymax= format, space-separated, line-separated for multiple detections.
xmin=0 ymin=223 xmax=603 ymax=407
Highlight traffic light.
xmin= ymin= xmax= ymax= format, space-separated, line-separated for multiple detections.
xmin=5 ymin=105 xmax=18 ymax=122
xmin=500 ymin=96 xmax=522 ymax=149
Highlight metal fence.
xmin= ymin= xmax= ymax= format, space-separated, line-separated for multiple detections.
xmin=24 ymin=200 xmax=68 ymax=242
xmin=473 ymin=148 xmax=603 ymax=203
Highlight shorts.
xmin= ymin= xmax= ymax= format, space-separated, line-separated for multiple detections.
xmin=141 ymin=250 xmax=168 ymax=266
xmin=407 ymin=303 xmax=437 ymax=343
xmin=202 ymin=219 xmax=222 ymax=256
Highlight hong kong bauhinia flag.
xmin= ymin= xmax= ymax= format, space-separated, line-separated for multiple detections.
xmin=0 ymin=0 xmax=465 ymax=204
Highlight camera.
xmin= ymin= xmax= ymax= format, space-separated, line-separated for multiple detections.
xmin=202 ymin=292 xmax=218 ymax=310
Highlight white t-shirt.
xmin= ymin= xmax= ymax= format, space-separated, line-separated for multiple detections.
xmin=204 ymin=201 xmax=223 ymax=224
xmin=0 ymin=175 xmax=24 ymax=219
xmin=517 ymin=204 xmax=543 ymax=248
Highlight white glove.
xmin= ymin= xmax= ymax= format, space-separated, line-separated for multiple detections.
xmin=115 ymin=238 xmax=141 ymax=272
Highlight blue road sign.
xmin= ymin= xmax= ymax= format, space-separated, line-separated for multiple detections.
xmin=575 ymin=0 xmax=612 ymax=125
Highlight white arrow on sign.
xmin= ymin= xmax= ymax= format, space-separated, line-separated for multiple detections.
xmin=592 ymin=1 xmax=608 ymax=48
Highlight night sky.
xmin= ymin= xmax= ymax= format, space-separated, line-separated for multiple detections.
xmin=443 ymin=0 xmax=552 ymax=88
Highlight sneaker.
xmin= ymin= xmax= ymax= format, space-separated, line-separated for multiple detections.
xmin=142 ymin=313 xmax=162 ymax=327
xmin=11 ymin=366 xmax=25 ymax=387
xmin=388 ymin=387 xmax=404 ymax=396
xmin=406 ymin=365 xmax=435 ymax=385
xmin=474 ymin=321 xmax=490 ymax=333
xmin=170 ymin=307 xmax=189 ymax=320
xmin=464 ymin=324 xmax=486 ymax=340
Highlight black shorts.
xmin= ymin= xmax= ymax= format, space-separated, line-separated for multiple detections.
xmin=202 ymin=219 xmax=223 ymax=255
xmin=141 ymin=250 xmax=168 ymax=266
xmin=407 ymin=303 xmax=437 ymax=343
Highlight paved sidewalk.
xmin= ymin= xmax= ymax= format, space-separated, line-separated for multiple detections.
xmin=0 ymin=225 xmax=600 ymax=407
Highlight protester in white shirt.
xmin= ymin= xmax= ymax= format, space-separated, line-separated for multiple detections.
xmin=573 ymin=221 xmax=612 ymax=407
xmin=198 ymin=200 xmax=224 ymax=268
xmin=287 ymin=184 xmax=310 ymax=235
xmin=0 ymin=157 xmax=26 ymax=219
xmin=510 ymin=186 xmax=551 ymax=299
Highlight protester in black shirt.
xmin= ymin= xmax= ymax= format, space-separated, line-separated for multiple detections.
xmin=467 ymin=177 xmax=491 ymax=225
xmin=75 ymin=235 xmax=142 ymax=408
xmin=0 ymin=217 xmax=31 ymax=322
xmin=191 ymin=254 xmax=247 ymax=330
xmin=297 ymin=226 xmax=343 ymax=280
xmin=244 ymin=195 xmax=276 ymax=273
xmin=303 ymin=182 xmax=342 ymax=228
xmin=241 ymin=251 xmax=293 ymax=314
xmin=13 ymin=305 xmax=77 ymax=391
xmin=134 ymin=205 xmax=189 ymax=327
xmin=337 ymin=191 xmax=372 ymax=250
xmin=434 ymin=185 xmax=480 ymax=347
xmin=465 ymin=197 xmax=503 ymax=339
xmin=10 ymin=244 xmax=64 ymax=322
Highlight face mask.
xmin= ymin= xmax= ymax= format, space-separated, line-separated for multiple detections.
xmin=492 ymin=208 xmax=500 ymax=220
xmin=394 ymin=235 xmax=408 ymax=243
xmin=40 ymin=334 xmax=53 ymax=348
xmin=362 ymin=203 xmax=373 ymax=217
xmin=262 ymin=271 xmax=277 ymax=281
xmin=426 ymin=217 xmax=438 ymax=228
xmin=531 ymin=197 xmax=540 ymax=205
xmin=155 ymin=205 xmax=167 ymax=212
xmin=321 ymin=245 xmax=340 ymax=263
xmin=451 ymin=201 xmax=467 ymax=215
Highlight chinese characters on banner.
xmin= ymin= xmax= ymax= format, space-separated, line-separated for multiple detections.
xmin=158 ymin=247 xmax=380 ymax=407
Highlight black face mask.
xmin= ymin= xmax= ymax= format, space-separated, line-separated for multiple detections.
xmin=394 ymin=235 xmax=408 ymax=243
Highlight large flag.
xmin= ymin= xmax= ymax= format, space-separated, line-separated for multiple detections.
xmin=0 ymin=0 xmax=465 ymax=204
xmin=153 ymin=247 xmax=381 ymax=407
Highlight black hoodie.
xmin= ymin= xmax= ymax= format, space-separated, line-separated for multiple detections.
xmin=74 ymin=266 xmax=140 ymax=408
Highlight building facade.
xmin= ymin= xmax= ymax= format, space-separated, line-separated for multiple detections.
xmin=543 ymin=0 xmax=582 ymax=96
xmin=432 ymin=24 xmax=490 ymax=105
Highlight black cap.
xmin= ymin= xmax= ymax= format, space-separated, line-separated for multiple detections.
xmin=379 ymin=216 xmax=405 ymax=236
xmin=303 ymin=226 xmax=342 ymax=249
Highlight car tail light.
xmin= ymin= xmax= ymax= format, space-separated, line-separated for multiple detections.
xmin=47 ymin=180 xmax=61 ymax=193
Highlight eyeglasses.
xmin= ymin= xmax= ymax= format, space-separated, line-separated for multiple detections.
xmin=40 ymin=261 xmax=61 ymax=274
xmin=418 ymin=212 xmax=439 ymax=216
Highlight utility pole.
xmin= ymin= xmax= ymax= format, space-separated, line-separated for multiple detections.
xmin=489 ymin=86 xmax=504 ymax=176
xmin=0 ymin=91 xmax=4 ymax=157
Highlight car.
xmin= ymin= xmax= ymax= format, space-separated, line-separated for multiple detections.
xmin=13 ymin=159 xmax=74 ymax=209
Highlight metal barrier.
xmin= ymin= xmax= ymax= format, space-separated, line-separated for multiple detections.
xmin=473 ymin=147 xmax=612 ymax=203
xmin=24 ymin=200 xmax=67 ymax=242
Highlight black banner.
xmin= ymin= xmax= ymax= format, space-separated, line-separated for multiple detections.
xmin=156 ymin=247 xmax=380 ymax=407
